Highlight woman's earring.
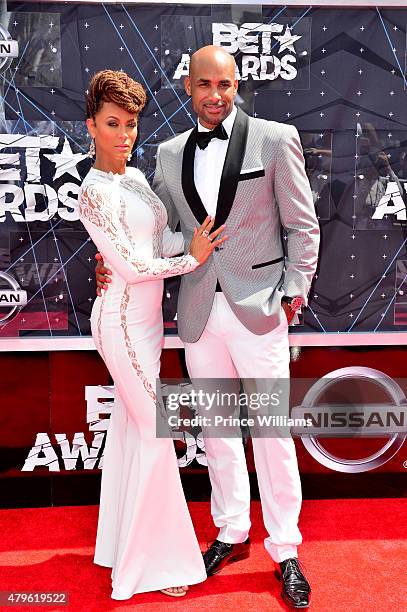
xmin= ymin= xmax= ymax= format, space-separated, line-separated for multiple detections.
xmin=127 ymin=150 xmax=132 ymax=162
xmin=88 ymin=139 xmax=95 ymax=158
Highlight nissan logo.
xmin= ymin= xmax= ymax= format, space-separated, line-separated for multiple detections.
xmin=0 ymin=271 xmax=27 ymax=325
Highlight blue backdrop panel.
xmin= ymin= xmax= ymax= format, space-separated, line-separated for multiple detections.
xmin=0 ymin=2 xmax=407 ymax=338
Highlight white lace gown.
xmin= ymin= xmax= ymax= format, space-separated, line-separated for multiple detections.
xmin=78 ymin=166 xmax=206 ymax=600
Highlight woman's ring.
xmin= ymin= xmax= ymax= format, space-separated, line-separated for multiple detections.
xmin=202 ymin=230 xmax=210 ymax=238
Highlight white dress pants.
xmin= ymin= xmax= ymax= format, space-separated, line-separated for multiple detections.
xmin=184 ymin=293 xmax=303 ymax=563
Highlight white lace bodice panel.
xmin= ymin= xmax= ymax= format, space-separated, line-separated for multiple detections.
xmin=78 ymin=166 xmax=198 ymax=284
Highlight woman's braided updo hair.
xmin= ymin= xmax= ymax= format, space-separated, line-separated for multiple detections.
xmin=86 ymin=69 xmax=147 ymax=119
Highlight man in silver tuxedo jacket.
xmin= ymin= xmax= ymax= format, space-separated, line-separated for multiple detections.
xmin=97 ymin=45 xmax=319 ymax=608
xmin=153 ymin=46 xmax=320 ymax=609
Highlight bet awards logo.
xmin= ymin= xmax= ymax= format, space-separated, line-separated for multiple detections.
xmin=0 ymin=25 xmax=18 ymax=73
xmin=0 ymin=136 xmax=89 ymax=224
xmin=22 ymin=386 xmax=207 ymax=472
xmin=371 ymin=181 xmax=407 ymax=220
xmin=0 ymin=271 xmax=27 ymax=325
xmin=172 ymin=22 xmax=309 ymax=83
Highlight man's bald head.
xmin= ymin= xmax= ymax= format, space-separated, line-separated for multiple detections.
xmin=185 ymin=45 xmax=238 ymax=129
xmin=190 ymin=45 xmax=236 ymax=79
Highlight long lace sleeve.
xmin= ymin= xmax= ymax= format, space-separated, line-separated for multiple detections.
xmin=79 ymin=182 xmax=198 ymax=284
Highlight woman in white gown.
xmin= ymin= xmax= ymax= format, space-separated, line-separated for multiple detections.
xmin=78 ymin=70 xmax=227 ymax=600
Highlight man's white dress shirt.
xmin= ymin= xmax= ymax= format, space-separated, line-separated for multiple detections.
xmin=194 ymin=105 xmax=237 ymax=218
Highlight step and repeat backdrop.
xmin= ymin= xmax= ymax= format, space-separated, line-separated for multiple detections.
xmin=0 ymin=2 xmax=406 ymax=506
xmin=0 ymin=1 xmax=407 ymax=340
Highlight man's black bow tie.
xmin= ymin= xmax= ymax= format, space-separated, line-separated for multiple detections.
xmin=196 ymin=123 xmax=228 ymax=150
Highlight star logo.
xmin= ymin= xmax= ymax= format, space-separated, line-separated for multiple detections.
xmin=44 ymin=137 xmax=88 ymax=180
xmin=273 ymin=26 xmax=302 ymax=55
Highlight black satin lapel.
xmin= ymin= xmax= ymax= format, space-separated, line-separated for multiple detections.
xmin=181 ymin=127 xmax=208 ymax=225
xmin=214 ymin=108 xmax=249 ymax=230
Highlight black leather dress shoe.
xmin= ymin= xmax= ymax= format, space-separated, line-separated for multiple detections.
xmin=203 ymin=538 xmax=250 ymax=576
xmin=276 ymin=558 xmax=311 ymax=608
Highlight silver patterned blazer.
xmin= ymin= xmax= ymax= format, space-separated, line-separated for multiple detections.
xmin=153 ymin=108 xmax=320 ymax=343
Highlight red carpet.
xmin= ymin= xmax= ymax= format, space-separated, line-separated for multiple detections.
xmin=0 ymin=499 xmax=406 ymax=611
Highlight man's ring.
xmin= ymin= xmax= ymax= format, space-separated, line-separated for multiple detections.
xmin=202 ymin=230 xmax=210 ymax=238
